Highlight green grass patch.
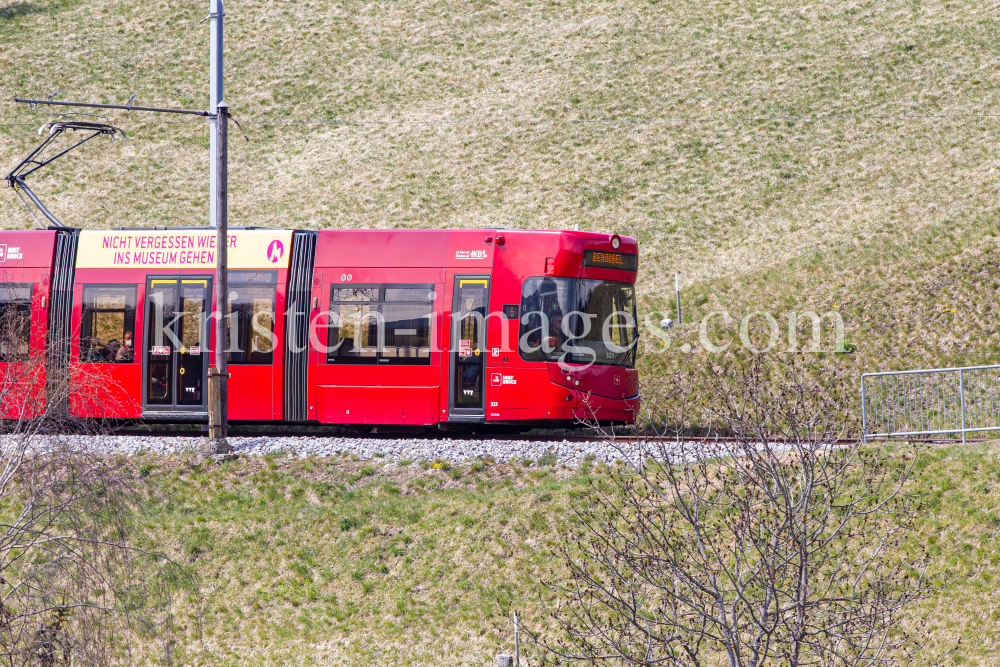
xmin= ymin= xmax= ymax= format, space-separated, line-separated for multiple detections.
xmin=114 ymin=442 xmax=1000 ymax=665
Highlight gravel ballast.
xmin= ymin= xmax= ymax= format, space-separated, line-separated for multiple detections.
xmin=23 ymin=435 xmax=675 ymax=467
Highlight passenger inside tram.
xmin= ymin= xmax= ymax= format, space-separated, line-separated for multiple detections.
xmin=83 ymin=337 xmax=105 ymax=362
xmin=116 ymin=332 xmax=134 ymax=361
xmin=546 ymin=313 xmax=565 ymax=349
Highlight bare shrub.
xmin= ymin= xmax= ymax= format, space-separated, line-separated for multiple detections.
xmin=535 ymin=358 xmax=930 ymax=667
xmin=0 ymin=306 xmax=187 ymax=666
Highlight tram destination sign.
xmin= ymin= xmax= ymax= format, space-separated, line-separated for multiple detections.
xmin=582 ymin=249 xmax=638 ymax=271
xmin=75 ymin=230 xmax=294 ymax=270
xmin=229 ymin=271 xmax=277 ymax=284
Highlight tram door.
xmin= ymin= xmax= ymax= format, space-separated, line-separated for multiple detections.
xmin=142 ymin=277 xmax=212 ymax=413
xmin=449 ymin=276 xmax=490 ymax=419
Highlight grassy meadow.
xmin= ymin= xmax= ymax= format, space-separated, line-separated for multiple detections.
xmin=128 ymin=443 xmax=997 ymax=666
xmin=4 ymin=2 xmax=1000 ymax=663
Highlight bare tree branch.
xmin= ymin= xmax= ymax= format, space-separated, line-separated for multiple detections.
xmin=529 ymin=357 xmax=932 ymax=667
xmin=0 ymin=302 xmax=190 ymax=666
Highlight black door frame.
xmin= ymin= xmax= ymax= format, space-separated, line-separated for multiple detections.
xmin=140 ymin=275 xmax=213 ymax=415
xmin=448 ymin=275 xmax=490 ymax=421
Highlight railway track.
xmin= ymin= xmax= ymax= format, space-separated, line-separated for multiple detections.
xmin=29 ymin=430 xmax=954 ymax=468
xmin=105 ymin=427 xmax=945 ymax=446
xmin=107 ymin=427 xmax=656 ymax=442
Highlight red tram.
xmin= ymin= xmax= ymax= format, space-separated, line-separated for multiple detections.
xmin=0 ymin=227 xmax=639 ymax=429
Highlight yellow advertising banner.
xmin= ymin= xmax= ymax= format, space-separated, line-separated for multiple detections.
xmin=76 ymin=229 xmax=295 ymax=270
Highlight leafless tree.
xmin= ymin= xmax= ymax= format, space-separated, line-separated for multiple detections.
xmin=534 ymin=358 xmax=930 ymax=667
xmin=0 ymin=303 xmax=186 ymax=666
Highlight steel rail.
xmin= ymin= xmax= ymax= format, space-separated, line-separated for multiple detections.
xmin=101 ymin=429 xmax=883 ymax=445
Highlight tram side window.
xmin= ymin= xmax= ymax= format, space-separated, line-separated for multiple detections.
xmin=80 ymin=285 xmax=137 ymax=363
xmin=328 ymin=288 xmax=378 ymax=364
xmin=227 ymin=285 xmax=276 ymax=364
xmin=0 ymin=283 xmax=33 ymax=362
xmin=327 ymin=286 xmax=433 ymax=365
xmin=381 ymin=287 xmax=433 ymax=365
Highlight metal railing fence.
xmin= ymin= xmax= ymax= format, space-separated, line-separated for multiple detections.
xmin=861 ymin=364 xmax=1000 ymax=443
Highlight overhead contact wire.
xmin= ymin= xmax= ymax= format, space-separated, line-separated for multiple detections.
xmin=235 ymin=110 xmax=1000 ymax=125
xmin=3 ymin=111 xmax=1000 ymax=127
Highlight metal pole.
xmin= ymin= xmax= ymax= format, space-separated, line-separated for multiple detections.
xmin=675 ymin=273 xmax=681 ymax=326
xmin=959 ymin=368 xmax=967 ymax=444
xmin=860 ymin=375 xmax=867 ymax=443
xmin=208 ymin=101 xmax=231 ymax=454
xmin=514 ymin=612 xmax=519 ymax=666
xmin=209 ymin=0 xmax=224 ymax=228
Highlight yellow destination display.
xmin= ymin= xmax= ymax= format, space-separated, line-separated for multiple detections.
xmin=591 ymin=251 xmax=624 ymax=266
xmin=582 ymin=249 xmax=638 ymax=271
xmin=75 ymin=229 xmax=295 ymax=270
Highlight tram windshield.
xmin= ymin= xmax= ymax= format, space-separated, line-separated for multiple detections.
xmin=518 ymin=277 xmax=637 ymax=367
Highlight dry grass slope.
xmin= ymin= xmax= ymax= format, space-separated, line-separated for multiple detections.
xmin=4 ymin=4 xmax=1000 ymax=663
xmin=2 ymin=2 xmax=1000 ymax=385
xmin=0 ymin=0 xmax=1000 ymax=386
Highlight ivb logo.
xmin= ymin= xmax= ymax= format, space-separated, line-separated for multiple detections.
xmin=490 ymin=372 xmax=517 ymax=386
xmin=267 ymin=239 xmax=284 ymax=263
xmin=0 ymin=245 xmax=22 ymax=264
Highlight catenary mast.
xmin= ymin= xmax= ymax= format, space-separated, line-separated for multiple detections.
xmin=208 ymin=0 xmax=231 ymax=452
xmin=209 ymin=0 xmax=224 ymax=229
